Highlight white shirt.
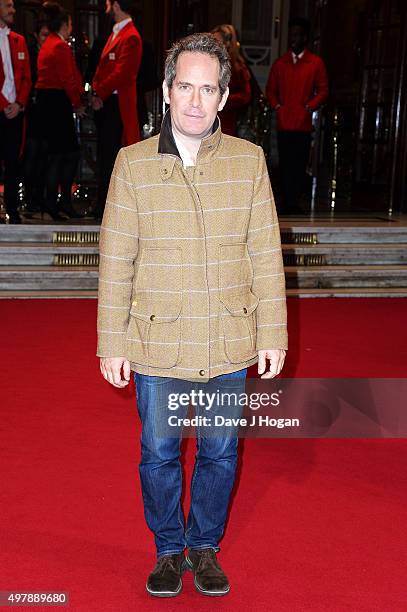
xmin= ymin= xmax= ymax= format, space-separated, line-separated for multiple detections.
xmin=111 ymin=18 xmax=132 ymax=93
xmin=173 ymin=131 xmax=196 ymax=168
xmin=292 ymin=50 xmax=305 ymax=64
xmin=112 ymin=17 xmax=132 ymax=40
xmin=0 ymin=25 xmax=16 ymax=104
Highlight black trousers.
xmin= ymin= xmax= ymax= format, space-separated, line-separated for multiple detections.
xmin=24 ymin=135 xmax=47 ymax=211
xmin=94 ymin=95 xmax=123 ymax=215
xmin=44 ymin=151 xmax=79 ymax=212
xmin=277 ymin=130 xmax=311 ymax=212
xmin=0 ymin=111 xmax=24 ymax=216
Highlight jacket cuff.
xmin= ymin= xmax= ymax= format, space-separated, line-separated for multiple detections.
xmin=256 ymin=328 xmax=288 ymax=351
xmin=96 ymin=332 xmax=127 ymax=358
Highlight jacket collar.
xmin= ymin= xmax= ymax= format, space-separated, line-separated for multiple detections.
xmin=158 ymin=110 xmax=222 ymax=179
xmin=102 ymin=21 xmax=133 ymax=57
xmin=282 ymin=47 xmax=312 ymax=63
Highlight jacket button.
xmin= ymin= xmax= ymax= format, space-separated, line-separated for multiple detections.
xmin=243 ymin=307 xmax=248 ymax=314
xmin=150 ymin=314 xmax=156 ymax=321
xmin=199 ymin=369 xmax=205 ymax=376
xmin=163 ymin=169 xmax=168 ymax=174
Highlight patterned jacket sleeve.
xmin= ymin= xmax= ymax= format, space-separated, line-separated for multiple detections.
xmin=97 ymin=147 xmax=139 ymax=358
xmin=247 ymin=146 xmax=288 ymax=350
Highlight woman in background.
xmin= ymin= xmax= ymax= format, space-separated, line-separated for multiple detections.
xmin=36 ymin=1 xmax=85 ymax=220
xmin=211 ymin=24 xmax=251 ymax=136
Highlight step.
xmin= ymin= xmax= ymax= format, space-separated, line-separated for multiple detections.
xmin=1 ymin=264 xmax=407 ymax=292
xmin=1 ymin=287 xmax=407 ymax=299
xmin=0 ymin=242 xmax=99 ymax=265
xmin=286 ymin=287 xmax=407 ymax=297
xmin=282 ymin=243 xmax=407 ymax=265
xmin=0 ymin=266 xmax=98 ymax=291
xmin=1 ymin=219 xmax=407 ymax=244
xmin=285 ymin=265 xmax=407 ymax=288
xmin=1 ymin=241 xmax=406 ymax=266
xmin=0 ymin=224 xmax=101 ymax=242
xmin=280 ymin=218 xmax=407 ymax=243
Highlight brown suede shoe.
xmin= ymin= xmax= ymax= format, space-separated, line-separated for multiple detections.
xmin=186 ymin=548 xmax=230 ymax=596
xmin=146 ymin=552 xmax=186 ymax=597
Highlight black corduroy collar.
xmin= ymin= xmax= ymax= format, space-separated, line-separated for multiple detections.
xmin=158 ymin=110 xmax=220 ymax=158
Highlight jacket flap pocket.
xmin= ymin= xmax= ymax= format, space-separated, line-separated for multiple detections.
xmin=130 ymin=295 xmax=182 ymax=323
xmin=219 ymin=291 xmax=259 ymax=316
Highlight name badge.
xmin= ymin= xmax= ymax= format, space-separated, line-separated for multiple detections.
xmin=109 ymin=52 xmax=115 ymax=60
xmin=18 ymin=52 xmax=25 ymax=60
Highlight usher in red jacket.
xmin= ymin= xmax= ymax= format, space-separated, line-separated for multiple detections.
xmin=0 ymin=31 xmax=31 ymax=111
xmin=266 ymin=48 xmax=328 ymax=132
xmin=36 ymin=33 xmax=83 ymax=108
xmin=92 ymin=20 xmax=142 ymax=146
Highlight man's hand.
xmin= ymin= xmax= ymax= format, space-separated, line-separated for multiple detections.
xmin=100 ymin=357 xmax=131 ymax=388
xmin=91 ymin=95 xmax=103 ymax=111
xmin=258 ymin=349 xmax=286 ymax=379
xmin=4 ymin=103 xmax=21 ymax=120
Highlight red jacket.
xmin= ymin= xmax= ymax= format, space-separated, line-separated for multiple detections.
xmin=266 ymin=48 xmax=328 ymax=132
xmin=0 ymin=31 xmax=31 ymax=111
xmin=36 ymin=33 xmax=83 ymax=108
xmin=92 ymin=21 xmax=142 ymax=145
xmin=219 ymin=62 xmax=251 ymax=136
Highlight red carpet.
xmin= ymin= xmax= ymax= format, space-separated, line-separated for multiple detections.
xmin=1 ymin=298 xmax=406 ymax=611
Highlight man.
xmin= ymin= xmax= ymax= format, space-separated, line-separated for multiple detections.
xmin=0 ymin=0 xmax=31 ymax=224
xmin=97 ymin=33 xmax=287 ymax=597
xmin=266 ymin=17 xmax=328 ymax=214
xmin=24 ymin=20 xmax=48 ymax=216
xmin=91 ymin=0 xmax=142 ymax=220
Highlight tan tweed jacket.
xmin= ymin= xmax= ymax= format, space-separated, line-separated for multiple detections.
xmin=97 ymin=114 xmax=287 ymax=382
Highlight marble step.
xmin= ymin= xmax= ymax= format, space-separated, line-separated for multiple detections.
xmin=279 ymin=219 xmax=407 ymax=243
xmin=1 ymin=221 xmax=407 ymax=244
xmin=0 ymin=241 xmax=406 ymax=266
xmin=0 ymin=266 xmax=98 ymax=291
xmin=285 ymin=265 xmax=407 ymax=288
xmin=286 ymin=287 xmax=407 ymax=297
xmin=1 ymin=287 xmax=407 ymax=299
xmin=282 ymin=244 xmax=407 ymax=265
xmin=1 ymin=264 xmax=407 ymax=291
xmin=0 ymin=224 xmax=101 ymax=242
xmin=0 ymin=242 xmax=99 ymax=265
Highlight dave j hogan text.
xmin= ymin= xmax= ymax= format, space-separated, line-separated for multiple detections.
xmin=168 ymin=415 xmax=300 ymax=428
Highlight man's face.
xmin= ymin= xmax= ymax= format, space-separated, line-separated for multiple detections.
xmin=163 ymin=51 xmax=229 ymax=139
xmin=37 ymin=25 xmax=49 ymax=47
xmin=0 ymin=0 xmax=16 ymax=27
xmin=105 ymin=0 xmax=113 ymax=16
xmin=289 ymin=25 xmax=307 ymax=55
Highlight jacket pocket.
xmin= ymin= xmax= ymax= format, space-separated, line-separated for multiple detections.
xmin=126 ymin=294 xmax=182 ymax=368
xmin=219 ymin=291 xmax=259 ymax=363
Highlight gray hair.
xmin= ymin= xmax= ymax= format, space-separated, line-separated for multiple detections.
xmin=164 ymin=33 xmax=231 ymax=97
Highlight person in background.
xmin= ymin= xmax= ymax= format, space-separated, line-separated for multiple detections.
xmin=211 ymin=24 xmax=251 ymax=136
xmin=91 ymin=0 xmax=142 ymax=221
xmin=36 ymin=1 xmax=85 ymax=221
xmin=0 ymin=0 xmax=31 ymax=224
xmin=266 ymin=16 xmax=328 ymax=214
xmin=24 ymin=19 xmax=48 ymax=216
xmin=136 ymin=38 xmax=159 ymax=136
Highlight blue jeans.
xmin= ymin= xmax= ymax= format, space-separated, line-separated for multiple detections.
xmin=134 ymin=369 xmax=247 ymax=558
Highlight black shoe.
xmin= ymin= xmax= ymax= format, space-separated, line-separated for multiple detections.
xmin=146 ymin=552 xmax=186 ymax=598
xmin=60 ymin=203 xmax=85 ymax=219
xmin=88 ymin=207 xmax=104 ymax=222
xmin=7 ymin=212 xmax=22 ymax=224
xmin=186 ymin=548 xmax=230 ymax=596
xmin=41 ymin=207 xmax=66 ymax=222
